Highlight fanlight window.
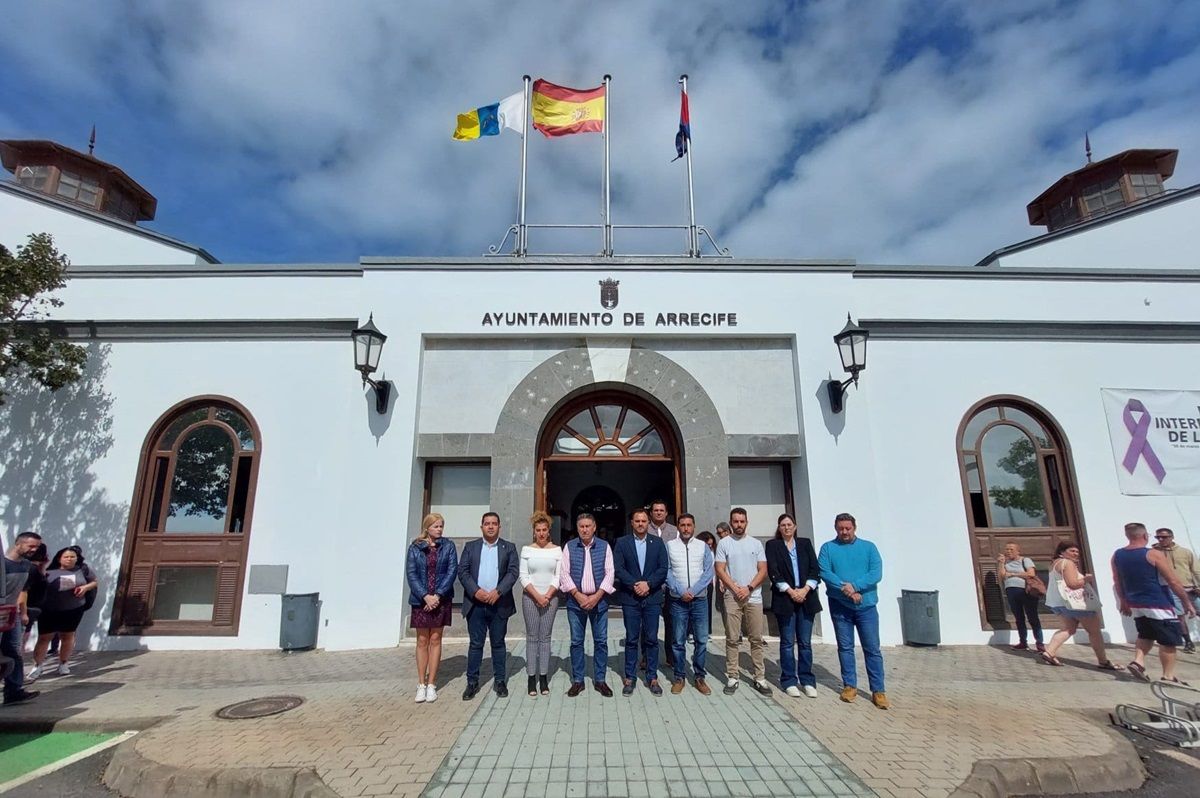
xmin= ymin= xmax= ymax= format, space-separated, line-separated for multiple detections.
xmin=550 ymin=400 xmax=667 ymax=457
xmin=959 ymin=404 xmax=1068 ymax=529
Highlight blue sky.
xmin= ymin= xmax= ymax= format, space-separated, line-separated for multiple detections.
xmin=2 ymin=0 xmax=1198 ymax=265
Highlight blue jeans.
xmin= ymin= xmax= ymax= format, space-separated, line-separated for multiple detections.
xmin=829 ymin=601 xmax=885 ymax=693
xmin=1 ymin=617 xmax=24 ymax=699
xmin=622 ymin=600 xmax=661 ymax=681
xmin=465 ymin=604 xmax=509 ymax=686
xmin=670 ymin=597 xmax=709 ymax=680
xmin=776 ymin=610 xmax=815 ymax=689
xmin=567 ymin=605 xmax=609 ymax=684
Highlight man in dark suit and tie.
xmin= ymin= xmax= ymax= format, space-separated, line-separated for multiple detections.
xmin=459 ymin=511 xmax=519 ymax=700
xmin=615 ymin=508 xmax=669 ymax=695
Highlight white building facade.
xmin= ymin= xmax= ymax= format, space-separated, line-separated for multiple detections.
xmin=3 ymin=156 xmax=1200 ymax=653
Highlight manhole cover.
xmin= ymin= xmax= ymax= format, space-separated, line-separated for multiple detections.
xmin=215 ymin=695 xmax=305 ymax=720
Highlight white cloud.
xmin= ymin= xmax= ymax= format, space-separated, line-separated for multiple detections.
xmin=2 ymin=0 xmax=1198 ymax=264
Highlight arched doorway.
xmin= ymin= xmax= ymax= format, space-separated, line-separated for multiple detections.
xmin=956 ymin=396 xmax=1088 ymax=631
xmin=536 ymin=390 xmax=682 ymax=544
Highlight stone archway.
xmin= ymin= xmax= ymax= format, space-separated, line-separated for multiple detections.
xmin=490 ymin=344 xmax=729 ymax=532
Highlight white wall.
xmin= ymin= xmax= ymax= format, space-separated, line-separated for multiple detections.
xmin=858 ymin=336 xmax=1200 ymax=645
xmin=0 ymin=189 xmax=208 ymax=265
xmin=993 ymin=191 xmax=1200 ymax=269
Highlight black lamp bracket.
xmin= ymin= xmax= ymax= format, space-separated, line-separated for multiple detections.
xmin=362 ymin=375 xmax=391 ymax=414
xmin=827 ymin=374 xmax=860 ymax=414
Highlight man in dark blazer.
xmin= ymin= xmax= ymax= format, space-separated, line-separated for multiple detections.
xmin=765 ymin=514 xmax=823 ymax=698
xmin=614 ymin=508 xmax=669 ymax=695
xmin=459 ymin=511 xmax=519 ymax=700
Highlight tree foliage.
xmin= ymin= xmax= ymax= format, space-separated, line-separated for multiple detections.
xmin=0 ymin=233 xmax=87 ymax=404
xmin=988 ymin=436 xmax=1047 ymax=520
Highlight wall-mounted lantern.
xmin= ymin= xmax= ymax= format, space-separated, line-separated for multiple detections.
xmin=828 ymin=313 xmax=868 ymax=414
xmin=352 ymin=314 xmax=391 ymax=414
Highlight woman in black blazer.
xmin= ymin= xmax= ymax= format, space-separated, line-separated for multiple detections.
xmin=765 ymin=513 xmax=823 ymax=698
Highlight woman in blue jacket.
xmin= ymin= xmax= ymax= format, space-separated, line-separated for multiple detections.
xmin=406 ymin=513 xmax=458 ymax=703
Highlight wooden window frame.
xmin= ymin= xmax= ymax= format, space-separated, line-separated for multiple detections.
xmin=956 ymin=395 xmax=1091 ymax=632
xmin=111 ymin=396 xmax=262 ymax=636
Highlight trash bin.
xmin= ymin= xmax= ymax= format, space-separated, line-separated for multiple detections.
xmin=900 ymin=589 xmax=940 ymax=646
xmin=280 ymin=592 xmax=321 ymax=651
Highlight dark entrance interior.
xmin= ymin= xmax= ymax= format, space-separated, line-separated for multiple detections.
xmin=537 ymin=391 xmax=681 ymax=544
xmin=545 ymin=460 xmax=675 ymax=544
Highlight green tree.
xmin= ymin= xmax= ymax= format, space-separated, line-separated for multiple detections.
xmin=0 ymin=233 xmax=87 ymax=403
xmin=988 ymin=436 xmax=1047 ymax=521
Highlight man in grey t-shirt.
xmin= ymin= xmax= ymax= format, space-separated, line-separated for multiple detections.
xmin=714 ymin=508 xmax=770 ymax=695
xmin=2 ymin=532 xmax=42 ymax=705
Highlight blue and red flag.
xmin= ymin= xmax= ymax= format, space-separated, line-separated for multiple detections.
xmin=672 ymin=88 xmax=690 ymax=161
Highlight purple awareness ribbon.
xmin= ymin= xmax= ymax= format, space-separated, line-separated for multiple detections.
xmin=1122 ymin=398 xmax=1167 ymax=483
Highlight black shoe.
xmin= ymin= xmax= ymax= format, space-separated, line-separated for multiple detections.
xmin=3 ymin=690 xmax=39 ymax=706
xmin=647 ymin=679 xmax=663 ymax=696
xmin=567 ymin=682 xmax=585 ymax=697
xmin=494 ymin=682 xmax=509 ymax=698
xmin=462 ymin=682 xmax=480 ymax=701
xmin=528 ymin=676 xmax=538 ymax=696
xmin=595 ymin=681 xmax=613 ymax=697
xmin=622 ymin=679 xmax=636 ymax=696
xmin=1185 ymin=642 xmax=1196 ymax=654
xmin=539 ymin=675 xmax=550 ymax=695
xmin=753 ymin=680 xmax=773 ymax=696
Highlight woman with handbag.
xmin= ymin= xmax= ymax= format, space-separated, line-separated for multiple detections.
xmin=998 ymin=543 xmax=1044 ymax=652
xmin=1042 ymin=541 xmax=1119 ymax=670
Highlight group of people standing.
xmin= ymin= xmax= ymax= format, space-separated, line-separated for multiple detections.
xmin=405 ymin=505 xmax=889 ymax=710
xmin=997 ymin=523 xmax=1199 ymax=684
xmin=1 ymin=531 xmax=99 ymax=706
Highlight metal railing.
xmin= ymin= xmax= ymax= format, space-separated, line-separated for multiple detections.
xmin=486 ymin=222 xmax=730 ymax=259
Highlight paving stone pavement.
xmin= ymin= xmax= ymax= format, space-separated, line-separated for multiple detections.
xmin=0 ymin=639 xmax=1195 ymax=798
xmin=421 ymin=641 xmax=871 ymax=798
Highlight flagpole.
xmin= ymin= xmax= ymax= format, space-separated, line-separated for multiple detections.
xmin=518 ymin=75 xmax=531 ymax=256
xmin=602 ymin=74 xmax=612 ymax=257
xmin=680 ymin=74 xmax=698 ymax=257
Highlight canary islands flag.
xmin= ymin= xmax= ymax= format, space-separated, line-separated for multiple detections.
xmin=531 ymin=79 xmax=605 ymax=137
xmin=453 ymin=92 xmax=525 ymax=140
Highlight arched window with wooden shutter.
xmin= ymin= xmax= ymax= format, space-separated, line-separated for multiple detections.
xmin=956 ymin=397 xmax=1089 ymax=631
xmin=112 ymin=397 xmax=261 ymax=635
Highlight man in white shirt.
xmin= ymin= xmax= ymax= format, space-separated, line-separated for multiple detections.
xmin=665 ymin=514 xmax=714 ymax=694
xmin=714 ymin=507 xmax=770 ymax=696
xmin=648 ymin=501 xmax=678 ymax=668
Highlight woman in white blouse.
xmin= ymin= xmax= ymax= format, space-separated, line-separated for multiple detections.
xmin=519 ymin=511 xmax=563 ymax=697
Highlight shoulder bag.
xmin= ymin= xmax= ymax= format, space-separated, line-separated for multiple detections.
xmin=1022 ymin=558 xmax=1047 ymax=598
xmin=1052 ymin=560 xmax=1100 ymax=612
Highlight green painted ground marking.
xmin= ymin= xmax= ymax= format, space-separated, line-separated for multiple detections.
xmin=0 ymin=731 xmax=118 ymax=782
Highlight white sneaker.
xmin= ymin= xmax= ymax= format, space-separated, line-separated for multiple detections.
xmin=803 ymin=685 xmax=818 ymax=698
xmin=415 ymin=684 xmax=427 ymax=703
xmin=425 ymin=685 xmax=438 ymax=703
xmin=26 ymin=666 xmax=41 ymax=682
xmin=55 ymin=662 xmax=70 ymax=677
xmin=785 ymin=686 xmax=802 ymax=698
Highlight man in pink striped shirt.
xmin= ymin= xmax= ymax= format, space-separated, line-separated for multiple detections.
xmin=558 ymin=513 xmax=616 ymax=697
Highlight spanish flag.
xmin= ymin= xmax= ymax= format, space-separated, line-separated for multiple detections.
xmin=453 ymin=92 xmax=524 ymax=140
xmin=531 ymin=79 xmax=605 ymax=137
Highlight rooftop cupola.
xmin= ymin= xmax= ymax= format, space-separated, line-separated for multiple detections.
xmin=1026 ymin=146 xmax=1177 ymax=232
xmin=0 ymin=136 xmax=156 ymax=223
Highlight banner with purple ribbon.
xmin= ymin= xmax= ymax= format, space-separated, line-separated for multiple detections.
xmin=1102 ymin=389 xmax=1200 ymax=496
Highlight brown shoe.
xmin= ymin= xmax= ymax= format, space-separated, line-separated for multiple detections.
xmin=567 ymin=682 xmax=585 ymax=697
xmin=694 ymin=678 xmax=712 ymax=696
xmin=839 ymin=686 xmax=858 ymax=703
xmin=671 ymin=678 xmax=685 ymax=694
xmin=872 ymin=692 xmax=889 ymax=710
xmin=594 ymin=681 xmax=613 ymax=697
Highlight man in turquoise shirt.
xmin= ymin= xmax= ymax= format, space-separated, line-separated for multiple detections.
xmin=817 ymin=512 xmax=888 ymax=709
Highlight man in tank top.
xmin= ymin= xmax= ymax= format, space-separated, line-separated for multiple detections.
xmin=1112 ymin=522 xmax=1197 ymax=683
